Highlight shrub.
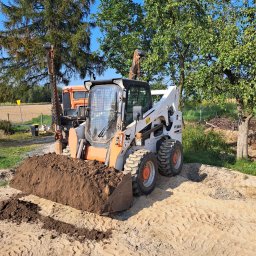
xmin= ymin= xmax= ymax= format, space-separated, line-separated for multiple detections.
xmin=0 ymin=120 xmax=13 ymax=134
xmin=183 ymin=125 xmax=227 ymax=152
xmin=183 ymin=124 xmax=234 ymax=165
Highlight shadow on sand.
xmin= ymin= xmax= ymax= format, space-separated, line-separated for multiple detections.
xmin=113 ymin=163 xmax=207 ymax=221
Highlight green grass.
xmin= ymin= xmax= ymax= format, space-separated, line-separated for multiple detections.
xmin=183 ymin=103 xmax=237 ymax=122
xmin=183 ymin=124 xmax=256 ymax=176
xmin=23 ymin=114 xmax=52 ymax=126
xmin=226 ymin=160 xmax=256 ymax=176
xmin=10 ymin=115 xmax=52 ymax=133
xmin=0 ymin=145 xmax=38 ymax=169
xmin=0 ymin=130 xmax=53 ymax=142
xmin=0 ymin=180 xmax=8 ymax=187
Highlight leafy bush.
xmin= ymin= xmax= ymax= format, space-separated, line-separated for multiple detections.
xmin=183 ymin=125 xmax=227 ymax=152
xmin=183 ymin=124 xmax=234 ymax=165
xmin=0 ymin=120 xmax=13 ymax=134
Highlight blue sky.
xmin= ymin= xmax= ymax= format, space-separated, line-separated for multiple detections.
xmin=0 ymin=0 xmax=143 ymax=86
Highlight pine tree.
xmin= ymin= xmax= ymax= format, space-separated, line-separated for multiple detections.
xmin=0 ymin=0 xmax=104 ymax=86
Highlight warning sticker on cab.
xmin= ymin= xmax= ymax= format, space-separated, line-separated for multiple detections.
xmin=145 ymin=117 xmax=151 ymax=124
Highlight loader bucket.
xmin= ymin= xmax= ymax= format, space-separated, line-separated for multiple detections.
xmin=102 ymin=173 xmax=133 ymax=214
xmin=10 ymin=153 xmax=133 ymax=215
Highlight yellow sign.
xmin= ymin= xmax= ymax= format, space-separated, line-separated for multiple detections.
xmin=16 ymin=100 xmax=21 ymax=105
xmin=145 ymin=117 xmax=151 ymax=124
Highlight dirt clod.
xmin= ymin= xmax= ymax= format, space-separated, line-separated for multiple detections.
xmin=10 ymin=153 xmax=125 ymax=214
xmin=43 ymin=216 xmax=111 ymax=242
xmin=0 ymin=196 xmax=111 ymax=241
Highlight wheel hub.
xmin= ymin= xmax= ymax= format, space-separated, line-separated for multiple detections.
xmin=142 ymin=166 xmax=151 ymax=180
xmin=172 ymin=149 xmax=181 ymax=169
xmin=141 ymin=160 xmax=156 ymax=188
xmin=172 ymin=151 xmax=178 ymax=165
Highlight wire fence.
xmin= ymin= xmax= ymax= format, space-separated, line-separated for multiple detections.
xmin=0 ymin=104 xmax=51 ymax=124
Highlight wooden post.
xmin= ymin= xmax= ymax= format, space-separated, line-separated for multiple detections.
xmin=7 ymin=113 xmax=9 ymax=122
xmin=19 ymin=105 xmax=23 ymax=123
xmin=41 ymin=113 xmax=43 ymax=125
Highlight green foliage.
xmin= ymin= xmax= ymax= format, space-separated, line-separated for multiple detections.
xmin=183 ymin=124 xmax=230 ymax=158
xmin=0 ymin=120 xmax=13 ymax=134
xmin=96 ymin=0 xmax=145 ymax=76
xmin=183 ymin=124 xmax=235 ymax=166
xmin=0 ymin=144 xmax=38 ymax=168
xmin=183 ymin=124 xmax=256 ymax=176
xmin=183 ymin=103 xmax=237 ymax=122
xmin=26 ymin=85 xmax=51 ymax=103
xmin=143 ymin=0 xmax=207 ymax=82
xmin=187 ymin=1 xmax=256 ymax=116
xmin=97 ymin=0 xmax=208 ymax=88
xmin=0 ymin=84 xmax=62 ymax=103
xmin=0 ymin=0 xmax=104 ymax=87
xmin=226 ymin=160 xmax=256 ymax=176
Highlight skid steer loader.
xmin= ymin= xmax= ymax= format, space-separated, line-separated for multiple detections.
xmin=69 ymin=78 xmax=183 ymax=197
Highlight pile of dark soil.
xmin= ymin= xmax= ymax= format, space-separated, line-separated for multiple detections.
xmin=10 ymin=153 xmax=131 ymax=214
xmin=0 ymin=194 xmax=36 ymax=224
xmin=0 ymin=196 xmax=111 ymax=242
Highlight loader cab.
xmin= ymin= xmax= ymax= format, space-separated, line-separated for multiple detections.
xmin=123 ymin=80 xmax=152 ymax=126
xmin=84 ymin=79 xmax=152 ymax=147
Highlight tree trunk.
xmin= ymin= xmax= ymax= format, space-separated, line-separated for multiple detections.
xmin=237 ymin=114 xmax=252 ymax=160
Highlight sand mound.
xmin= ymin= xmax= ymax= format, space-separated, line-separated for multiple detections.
xmin=10 ymin=153 xmax=127 ymax=214
xmin=0 ymin=195 xmax=111 ymax=242
xmin=1 ymin=163 xmax=256 ymax=255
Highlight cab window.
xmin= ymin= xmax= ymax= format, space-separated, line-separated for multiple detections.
xmin=73 ymin=91 xmax=88 ymax=99
xmin=125 ymin=86 xmax=152 ymax=125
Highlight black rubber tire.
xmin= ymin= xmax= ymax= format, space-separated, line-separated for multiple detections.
xmin=158 ymin=139 xmax=183 ymax=176
xmin=124 ymin=149 xmax=158 ymax=196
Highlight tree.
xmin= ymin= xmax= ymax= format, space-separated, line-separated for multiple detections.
xmin=142 ymin=0 xmax=207 ymax=108
xmin=0 ymin=0 xmax=104 ymax=87
xmin=96 ymin=0 xmax=146 ymax=76
xmin=188 ymin=0 xmax=256 ymax=159
xmin=97 ymin=0 xmax=208 ymax=108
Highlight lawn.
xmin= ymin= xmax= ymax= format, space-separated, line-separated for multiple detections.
xmin=226 ymin=160 xmax=256 ymax=176
xmin=0 ymin=114 xmax=53 ymax=169
xmin=0 ymin=144 xmax=38 ymax=169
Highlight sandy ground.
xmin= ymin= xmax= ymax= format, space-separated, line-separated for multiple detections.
xmin=0 ymin=104 xmax=51 ymax=123
xmin=0 ymin=161 xmax=256 ymax=256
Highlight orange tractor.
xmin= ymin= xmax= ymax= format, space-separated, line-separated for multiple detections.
xmin=60 ymin=85 xmax=89 ymax=146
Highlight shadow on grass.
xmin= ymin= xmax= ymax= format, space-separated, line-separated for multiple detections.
xmin=184 ymin=150 xmax=236 ymax=167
